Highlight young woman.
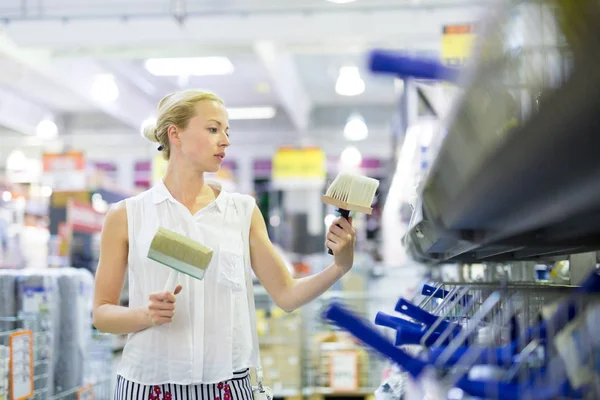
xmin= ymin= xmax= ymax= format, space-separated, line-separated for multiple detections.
xmin=93 ymin=90 xmax=357 ymax=400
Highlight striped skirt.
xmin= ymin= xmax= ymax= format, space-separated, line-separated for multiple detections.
xmin=114 ymin=369 xmax=253 ymax=400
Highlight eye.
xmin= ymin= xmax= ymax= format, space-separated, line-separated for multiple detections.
xmin=208 ymin=127 xmax=218 ymax=133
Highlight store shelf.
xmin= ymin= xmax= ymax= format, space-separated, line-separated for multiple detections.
xmin=403 ymin=6 xmax=600 ymax=264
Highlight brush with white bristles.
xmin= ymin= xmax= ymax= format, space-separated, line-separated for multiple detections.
xmin=322 ymin=172 xmax=380 ymax=255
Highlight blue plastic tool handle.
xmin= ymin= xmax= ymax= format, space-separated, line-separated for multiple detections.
xmin=395 ymin=298 xmax=460 ymax=335
xmin=375 ymin=312 xmax=451 ymax=346
xmin=374 ymin=312 xmax=423 ymax=331
xmin=368 ymin=50 xmax=460 ymax=81
xmin=325 ymin=303 xmax=575 ymax=399
xmin=426 ymin=342 xmax=518 ymax=367
xmin=324 ymin=303 xmax=428 ymax=378
xmin=426 ymin=270 xmax=600 ymax=368
xmin=421 ymin=284 xmax=472 ymax=304
xmin=395 ymin=326 xmax=450 ymax=347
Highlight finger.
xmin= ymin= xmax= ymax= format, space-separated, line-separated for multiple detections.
xmin=162 ymin=292 xmax=177 ymax=303
xmin=336 ymin=217 xmax=354 ymax=232
xmin=157 ymin=310 xmax=175 ymax=318
xmin=149 ymin=292 xmax=170 ymax=302
xmin=329 ymin=227 xmax=353 ymax=245
xmin=329 ymin=223 xmax=346 ymax=237
xmin=148 ymin=302 xmax=175 ymax=311
xmin=325 ymin=239 xmax=339 ymax=252
xmin=326 ymin=232 xmax=340 ymax=243
xmin=173 ymin=284 xmax=183 ymax=295
xmin=155 ymin=317 xmax=173 ymax=325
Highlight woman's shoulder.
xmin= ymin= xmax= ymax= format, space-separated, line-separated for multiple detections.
xmin=102 ymin=201 xmax=128 ymax=238
xmin=226 ymin=191 xmax=256 ymax=210
xmin=123 ymin=187 xmax=155 ymax=206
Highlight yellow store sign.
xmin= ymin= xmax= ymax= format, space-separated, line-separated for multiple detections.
xmin=441 ymin=24 xmax=476 ymax=68
xmin=272 ymin=147 xmax=326 ymax=188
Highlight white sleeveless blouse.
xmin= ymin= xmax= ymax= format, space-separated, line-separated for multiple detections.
xmin=117 ymin=180 xmax=257 ymax=385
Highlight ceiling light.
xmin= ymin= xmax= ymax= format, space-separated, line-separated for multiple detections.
xmin=227 ymin=107 xmax=276 ymax=120
xmin=6 ymin=150 xmax=27 ymax=172
xmin=92 ymin=73 xmax=120 ymax=103
xmin=36 ymin=117 xmax=58 ymax=140
xmin=340 ymin=146 xmax=363 ymax=168
xmin=144 ymin=57 xmax=234 ymax=77
xmin=343 ymin=114 xmax=368 ymax=141
xmin=335 ymin=66 xmax=365 ymax=97
xmin=326 ymin=0 xmax=357 ymax=3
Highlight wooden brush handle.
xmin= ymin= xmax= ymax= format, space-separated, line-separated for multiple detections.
xmin=164 ymin=270 xmax=180 ymax=293
xmin=328 ymin=208 xmax=351 ymax=255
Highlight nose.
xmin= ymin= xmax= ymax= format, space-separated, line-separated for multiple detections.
xmin=220 ymin=133 xmax=230 ymax=147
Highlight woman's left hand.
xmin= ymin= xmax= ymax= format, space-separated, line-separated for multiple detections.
xmin=326 ymin=216 xmax=356 ymax=274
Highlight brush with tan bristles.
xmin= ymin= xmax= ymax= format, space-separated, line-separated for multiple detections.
xmin=322 ymin=172 xmax=380 ymax=255
xmin=147 ymin=227 xmax=214 ymax=292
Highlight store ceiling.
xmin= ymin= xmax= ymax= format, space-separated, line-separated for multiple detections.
xmin=0 ymin=0 xmax=488 ymax=151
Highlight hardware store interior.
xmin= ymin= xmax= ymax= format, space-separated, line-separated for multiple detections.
xmin=2 ymin=1 xmax=600 ymax=399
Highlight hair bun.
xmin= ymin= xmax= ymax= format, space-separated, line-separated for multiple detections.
xmin=141 ymin=120 xmax=159 ymax=143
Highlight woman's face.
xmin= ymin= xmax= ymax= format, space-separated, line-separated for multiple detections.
xmin=174 ymin=100 xmax=230 ymax=173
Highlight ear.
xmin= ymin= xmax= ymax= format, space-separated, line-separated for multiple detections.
xmin=167 ymin=124 xmax=181 ymax=147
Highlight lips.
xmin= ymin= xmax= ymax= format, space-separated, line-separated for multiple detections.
xmin=215 ymin=153 xmax=225 ymax=161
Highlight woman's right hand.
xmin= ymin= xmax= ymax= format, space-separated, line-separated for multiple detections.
xmin=147 ymin=284 xmax=183 ymax=326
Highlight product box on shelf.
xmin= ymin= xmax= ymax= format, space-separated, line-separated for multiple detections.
xmin=310 ymin=332 xmax=370 ymax=391
xmin=251 ymin=342 xmax=303 ymax=394
xmin=253 ymin=307 xmax=304 ymax=395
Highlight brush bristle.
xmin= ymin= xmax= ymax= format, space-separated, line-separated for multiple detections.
xmin=325 ymin=172 xmax=380 ymax=208
xmin=149 ymin=228 xmax=213 ymax=270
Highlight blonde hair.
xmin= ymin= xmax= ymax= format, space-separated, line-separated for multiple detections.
xmin=142 ymin=89 xmax=224 ymax=160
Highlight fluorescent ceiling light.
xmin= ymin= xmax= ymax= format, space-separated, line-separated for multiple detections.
xmin=36 ymin=117 xmax=58 ymax=140
xmin=344 ymin=114 xmax=368 ymax=141
xmin=340 ymin=146 xmax=362 ymax=168
xmin=6 ymin=150 xmax=27 ymax=172
xmin=336 ymin=66 xmax=365 ymax=97
xmin=145 ymin=57 xmax=234 ymax=76
xmin=227 ymin=107 xmax=276 ymax=120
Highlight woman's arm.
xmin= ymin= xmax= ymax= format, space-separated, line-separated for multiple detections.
xmin=92 ymin=202 xmax=153 ymax=334
xmin=249 ymin=205 xmax=356 ymax=312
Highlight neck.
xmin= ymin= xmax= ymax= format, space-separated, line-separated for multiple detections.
xmin=162 ymin=158 xmax=208 ymax=204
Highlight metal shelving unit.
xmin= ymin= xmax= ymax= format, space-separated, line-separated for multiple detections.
xmin=399 ymin=0 xmax=600 ymax=264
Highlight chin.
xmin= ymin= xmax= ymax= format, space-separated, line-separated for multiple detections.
xmin=206 ymin=164 xmax=221 ymax=174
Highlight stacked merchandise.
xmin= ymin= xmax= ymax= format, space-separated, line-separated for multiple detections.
xmin=0 ymin=270 xmax=18 ymax=332
xmin=16 ymin=269 xmax=60 ymax=397
xmin=0 ymin=267 xmax=95 ymax=397
xmin=253 ymin=307 xmax=303 ymax=395
xmin=310 ymin=331 xmax=371 ymax=391
xmin=53 ymin=268 xmax=95 ymax=394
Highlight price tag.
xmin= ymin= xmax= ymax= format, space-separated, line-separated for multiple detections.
xmin=9 ymin=330 xmax=33 ymax=400
xmin=328 ymin=351 xmax=359 ymax=392
xmin=76 ymin=384 xmax=94 ymax=400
